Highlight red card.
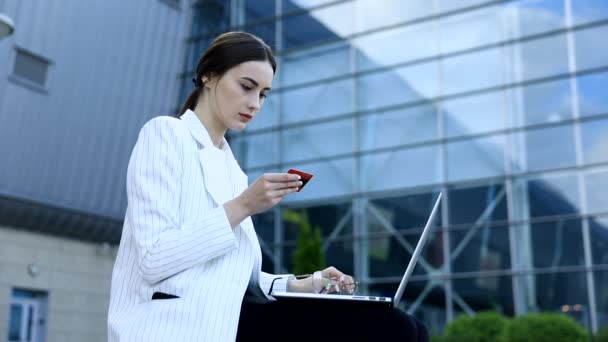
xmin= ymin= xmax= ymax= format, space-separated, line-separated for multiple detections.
xmin=287 ymin=169 xmax=314 ymax=192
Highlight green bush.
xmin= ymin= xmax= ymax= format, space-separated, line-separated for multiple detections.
xmin=444 ymin=311 xmax=507 ymax=342
xmin=501 ymin=313 xmax=589 ymax=342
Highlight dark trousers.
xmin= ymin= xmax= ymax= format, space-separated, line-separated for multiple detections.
xmin=236 ymin=296 xmax=429 ymax=341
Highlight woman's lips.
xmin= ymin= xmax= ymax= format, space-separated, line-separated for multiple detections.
xmin=239 ymin=113 xmax=253 ymax=122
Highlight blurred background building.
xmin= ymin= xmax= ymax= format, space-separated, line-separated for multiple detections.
xmin=1 ymin=0 xmax=607 ymax=341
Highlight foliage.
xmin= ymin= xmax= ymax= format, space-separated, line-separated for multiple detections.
xmin=284 ymin=209 xmax=325 ymax=275
xmin=444 ymin=311 xmax=507 ymax=342
xmin=501 ymin=313 xmax=589 ymax=342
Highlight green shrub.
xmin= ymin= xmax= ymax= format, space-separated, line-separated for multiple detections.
xmin=444 ymin=311 xmax=507 ymax=342
xmin=501 ymin=313 xmax=589 ymax=342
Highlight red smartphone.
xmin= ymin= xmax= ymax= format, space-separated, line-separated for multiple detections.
xmin=287 ymin=169 xmax=314 ymax=192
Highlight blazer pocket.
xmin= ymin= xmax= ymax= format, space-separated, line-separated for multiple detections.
xmin=152 ymin=292 xmax=180 ymax=300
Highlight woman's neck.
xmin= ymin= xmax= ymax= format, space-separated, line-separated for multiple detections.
xmin=193 ymin=101 xmax=226 ymax=148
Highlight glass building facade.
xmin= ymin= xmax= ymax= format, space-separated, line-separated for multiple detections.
xmin=181 ymin=0 xmax=608 ymax=334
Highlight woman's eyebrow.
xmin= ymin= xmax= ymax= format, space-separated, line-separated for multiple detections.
xmin=241 ymin=77 xmax=271 ymax=91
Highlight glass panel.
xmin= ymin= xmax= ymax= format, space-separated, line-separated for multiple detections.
xmin=437 ymin=0 xmax=492 ymax=13
xmin=582 ymin=119 xmax=608 ymax=165
xmin=281 ymin=239 xmax=354 ymax=276
xmin=367 ymin=232 xmax=444 ymax=277
xmin=577 ymin=71 xmax=608 ymax=117
xmin=519 ymin=272 xmax=590 ymax=330
xmin=595 ymin=271 xmax=608 ymax=329
xmin=450 ymin=224 xmax=511 ymax=273
xmin=439 ymin=6 xmax=503 ymax=54
xmin=354 ymin=0 xmax=434 ymax=34
xmin=571 ymin=0 xmax=608 ymax=26
xmin=247 ymin=93 xmax=280 ymax=130
xmin=281 ymin=157 xmax=354 ymax=202
xmin=521 ymin=79 xmax=572 ymax=125
xmin=452 ymin=275 xmax=514 ymax=315
xmin=589 ymin=217 xmax=608 ymax=265
xmin=244 ymin=0 xmax=275 ymax=23
xmin=282 ymin=202 xmax=352 ymax=240
xmin=526 ymin=174 xmax=580 ymax=218
xmin=243 ymin=20 xmax=276 ymax=49
xmin=441 ymin=48 xmax=506 ymax=95
xmin=574 ymin=25 xmax=608 ymax=71
xmin=281 ymin=77 xmax=353 ymax=123
xmin=8 ymin=304 xmax=23 ymax=341
xmin=530 ymin=218 xmax=585 ymax=268
xmin=518 ymin=35 xmax=569 ymax=82
xmin=369 ymin=191 xmax=443 ymax=232
xmin=187 ymin=36 xmax=214 ymax=73
xmin=360 ymin=104 xmax=438 ymax=151
xmin=282 ymin=0 xmax=339 ymax=12
xmin=443 ymin=91 xmax=508 ymax=138
xmin=282 ymin=41 xmax=350 ymax=87
xmin=354 ymin=21 xmax=438 ymax=71
xmin=504 ymin=0 xmax=566 ymax=38
xmin=446 ymin=135 xmax=505 ymax=182
xmin=585 ymin=170 xmax=608 ymax=214
xmin=448 ymin=183 xmax=508 ymax=225
xmin=252 ymin=211 xmax=275 ymax=244
xmin=281 ymin=118 xmax=353 ymax=163
xmin=232 ymin=132 xmax=278 ymax=169
xmin=520 ymin=125 xmax=577 ymax=172
xmin=360 ymin=145 xmax=441 ymax=192
xmin=191 ymin=0 xmax=231 ymax=37
xmin=358 ymin=62 xmax=439 ymax=112
xmin=281 ymin=2 xmax=354 ymax=50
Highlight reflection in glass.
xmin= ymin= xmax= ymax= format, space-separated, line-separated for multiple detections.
xmin=530 ymin=219 xmax=585 ymax=268
xmin=518 ymin=35 xmax=569 ymax=82
xmin=577 ymin=71 xmax=608 ymax=117
xmin=441 ymin=48 xmax=505 ymax=95
xmin=281 ymin=77 xmax=353 ymax=123
xmin=452 ymin=276 xmax=514 ymax=315
xmin=588 ymin=217 xmax=608 ymax=265
xmin=450 ymin=224 xmax=511 ymax=274
xmin=439 ymin=6 xmax=501 ymax=54
xmin=571 ymin=0 xmax=608 ymax=26
xmin=522 ymin=125 xmax=576 ymax=172
xmin=244 ymin=20 xmax=276 ymax=48
xmin=504 ymin=0 xmax=565 ymax=38
xmin=448 ymin=183 xmax=508 ymax=225
xmin=281 ymin=2 xmax=353 ymax=49
xmin=370 ymin=191 xmax=443 ymax=232
xmin=280 ymin=239 xmax=354 ymax=276
xmin=521 ymin=272 xmax=590 ymax=329
xmin=361 ymin=145 xmax=441 ymax=192
xmin=232 ymin=132 xmax=278 ymax=169
xmin=281 ymin=119 xmax=352 ymax=163
xmin=526 ymin=174 xmax=580 ymax=218
xmin=585 ymin=170 xmax=608 ymax=214
xmin=358 ymin=62 xmax=439 ymax=112
xmin=594 ymin=271 xmax=608 ymax=328
xmin=582 ymin=119 xmax=608 ymax=165
xmin=282 ymin=158 xmax=354 ymax=202
xmin=252 ymin=211 xmax=275 ymax=244
xmin=437 ymin=0 xmax=492 ymax=14
xmin=244 ymin=0 xmax=275 ymax=23
xmin=355 ymin=22 xmax=437 ymax=72
xmin=521 ymin=79 xmax=571 ymax=125
xmin=443 ymin=91 xmax=508 ymax=138
xmin=282 ymin=42 xmax=350 ymax=87
xmin=360 ymin=104 xmax=438 ymax=151
xmin=354 ymin=0 xmax=434 ymax=34
xmin=282 ymin=202 xmax=352 ymax=240
xmin=446 ymin=135 xmax=505 ymax=182
xmin=574 ymin=26 xmax=608 ymax=71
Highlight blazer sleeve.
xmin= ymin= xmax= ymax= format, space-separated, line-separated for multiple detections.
xmin=259 ymin=271 xmax=294 ymax=298
xmin=126 ymin=117 xmax=238 ymax=285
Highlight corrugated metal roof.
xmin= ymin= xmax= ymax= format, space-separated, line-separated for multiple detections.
xmin=0 ymin=0 xmax=192 ymax=240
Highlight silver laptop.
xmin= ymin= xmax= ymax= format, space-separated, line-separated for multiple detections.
xmin=272 ymin=192 xmax=442 ymax=308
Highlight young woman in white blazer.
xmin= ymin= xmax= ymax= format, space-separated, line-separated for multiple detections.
xmin=107 ymin=32 xmax=358 ymax=341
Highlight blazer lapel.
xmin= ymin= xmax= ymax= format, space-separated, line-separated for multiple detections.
xmin=181 ymin=110 xmax=231 ymax=206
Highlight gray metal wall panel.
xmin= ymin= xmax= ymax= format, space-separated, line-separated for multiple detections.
xmin=0 ymin=0 xmax=191 ymax=220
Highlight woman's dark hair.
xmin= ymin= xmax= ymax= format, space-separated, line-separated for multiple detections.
xmin=178 ymin=31 xmax=276 ymax=117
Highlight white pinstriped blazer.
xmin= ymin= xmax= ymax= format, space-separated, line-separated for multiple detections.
xmin=108 ymin=110 xmax=291 ymax=341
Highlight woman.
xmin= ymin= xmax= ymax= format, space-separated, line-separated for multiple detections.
xmin=107 ymin=31 xmax=355 ymax=341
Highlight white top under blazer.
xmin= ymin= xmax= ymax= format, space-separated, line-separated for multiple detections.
xmin=108 ymin=110 xmax=292 ymax=341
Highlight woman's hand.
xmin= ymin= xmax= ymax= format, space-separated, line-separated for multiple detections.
xmin=224 ymin=173 xmax=301 ymax=228
xmin=287 ymin=266 xmax=356 ymax=295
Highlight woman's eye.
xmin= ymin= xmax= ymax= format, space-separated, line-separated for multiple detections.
xmin=241 ymin=84 xmax=252 ymax=91
xmin=260 ymin=93 xmax=267 ymax=99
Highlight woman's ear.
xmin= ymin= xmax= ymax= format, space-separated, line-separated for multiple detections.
xmin=201 ymin=74 xmax=216 ymax=89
